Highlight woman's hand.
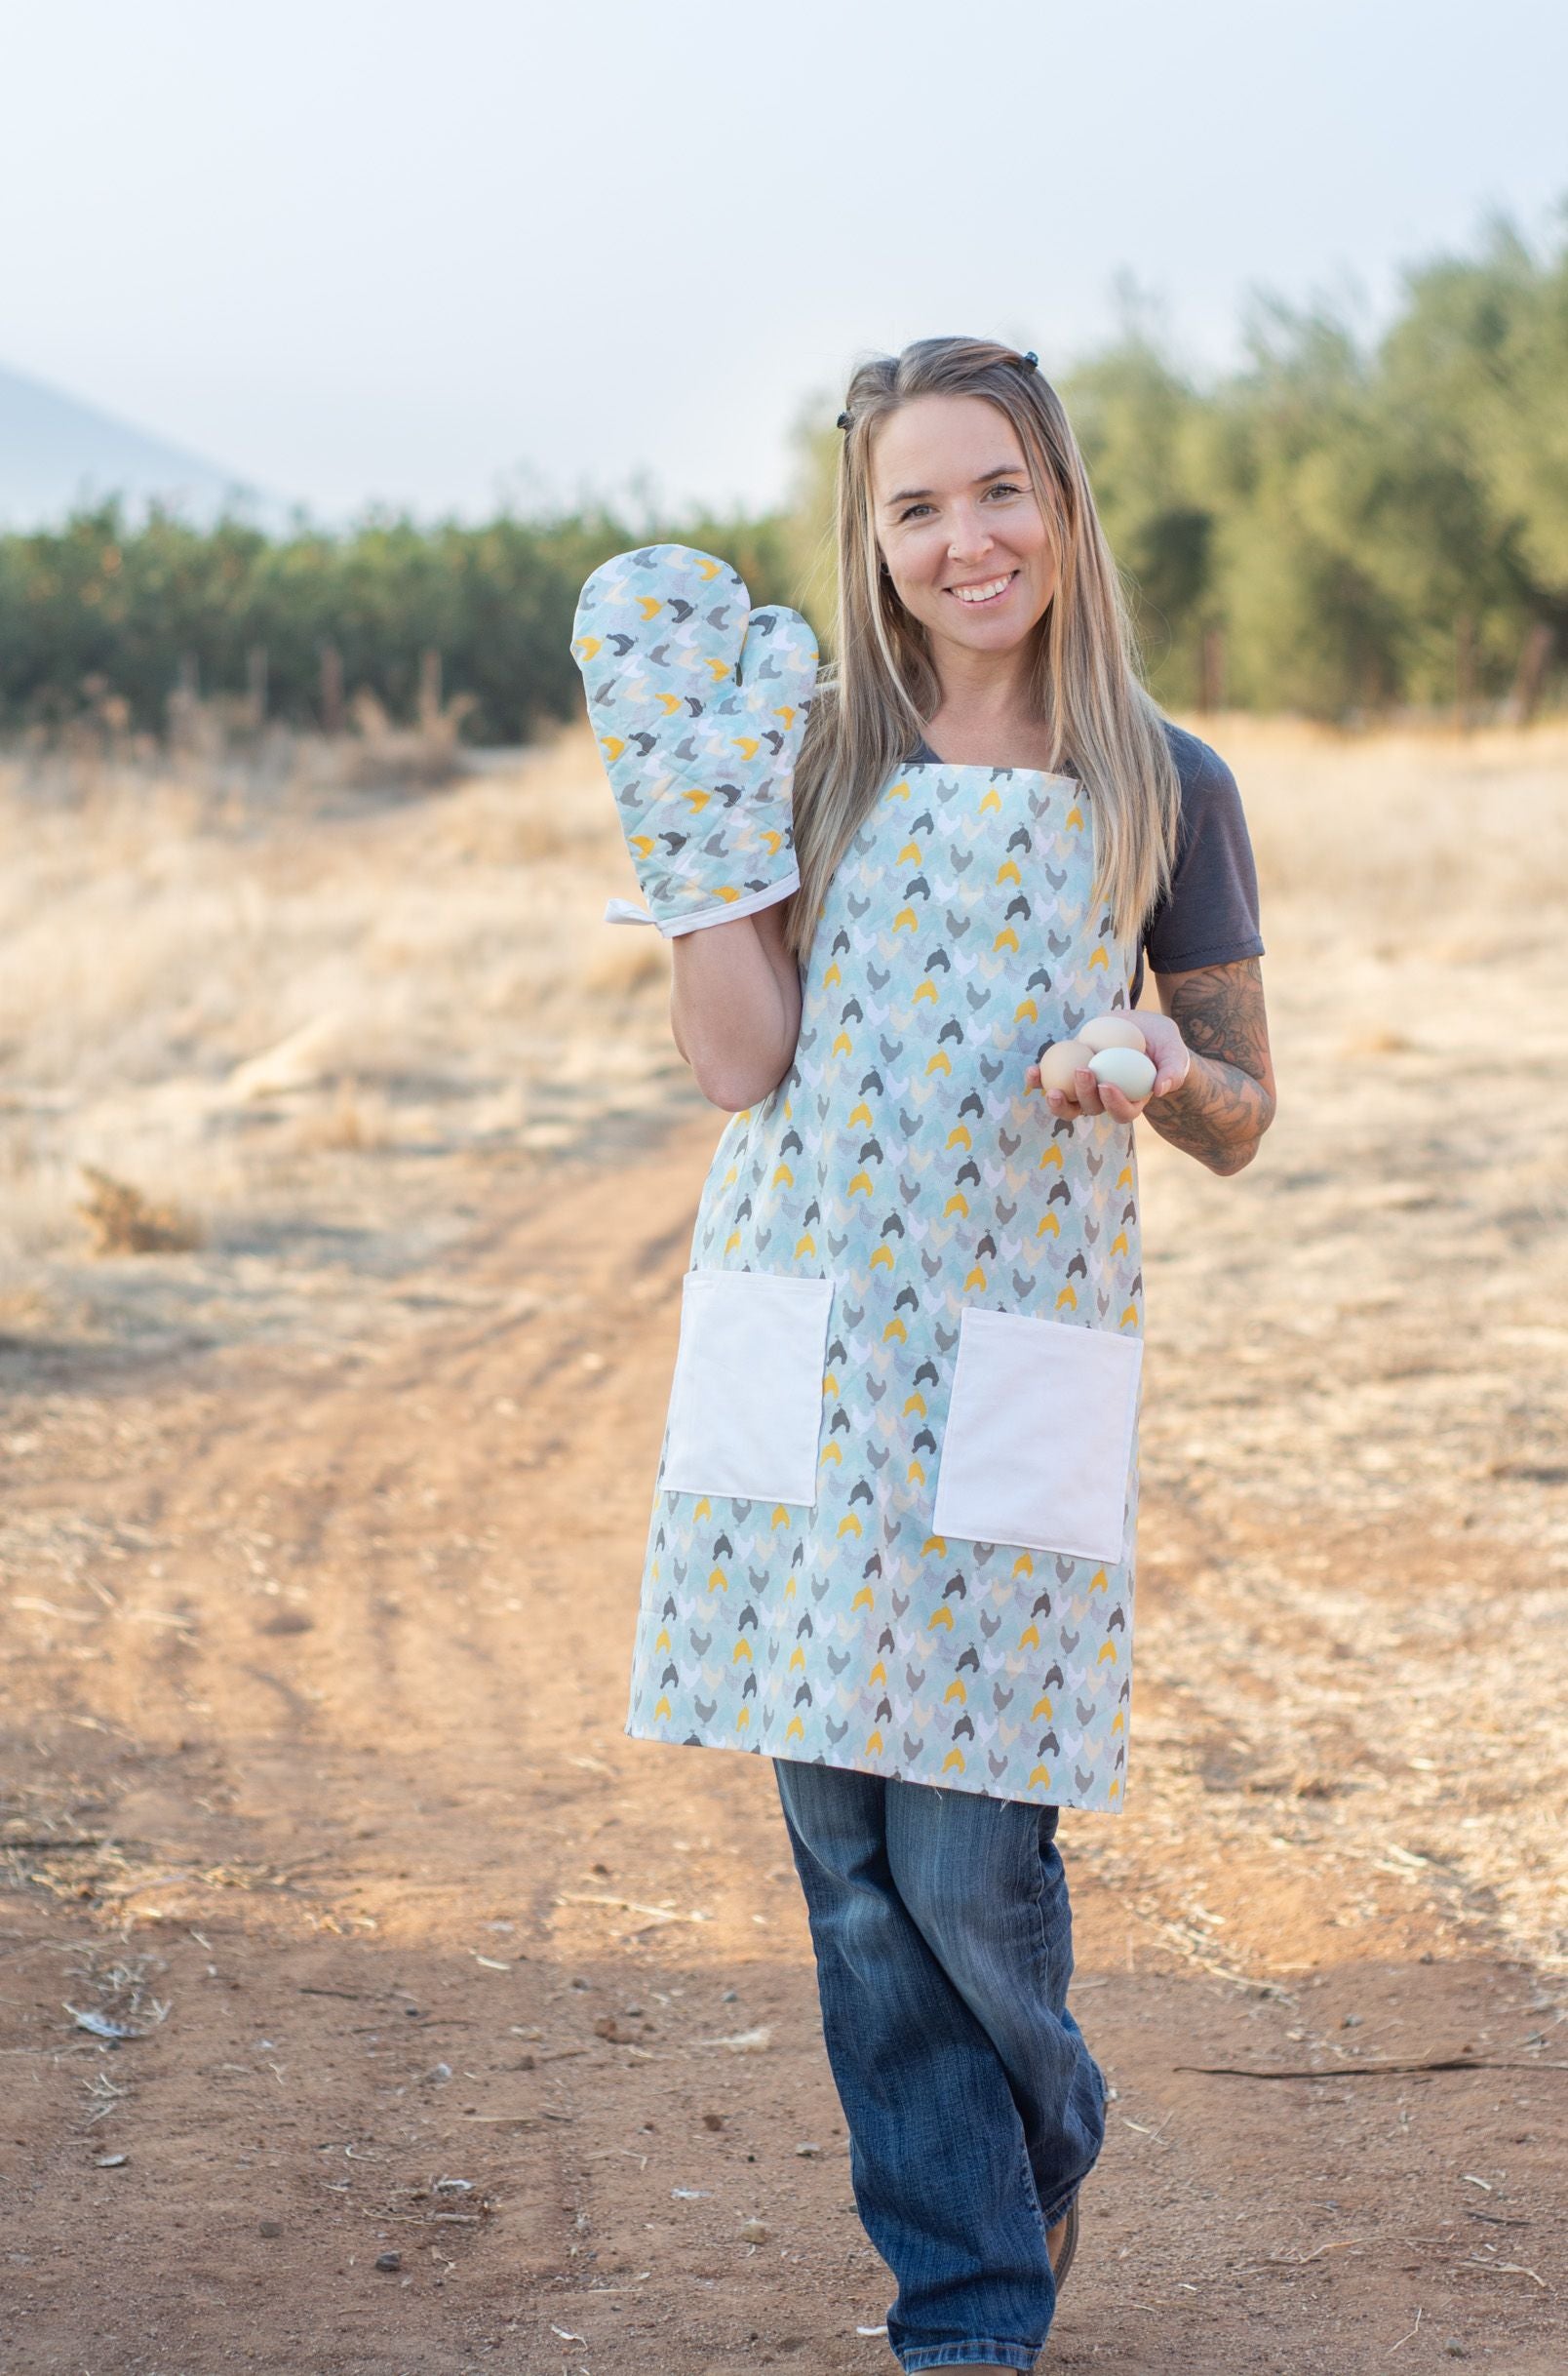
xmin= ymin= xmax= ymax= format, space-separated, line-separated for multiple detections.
xmin=1024 ymin=1010 xmax=1192 ymax=1124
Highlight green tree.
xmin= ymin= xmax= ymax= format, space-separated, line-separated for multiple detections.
xmin=1063 ymin=330 xmax=1216 ymax=705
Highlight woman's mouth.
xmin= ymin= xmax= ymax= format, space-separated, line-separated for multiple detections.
xmin=947 ymin=571 xmax=1018 ymax=607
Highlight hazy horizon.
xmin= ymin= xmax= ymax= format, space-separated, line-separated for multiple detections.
xmin=6 ymin=0 xmax=1566 ymax=525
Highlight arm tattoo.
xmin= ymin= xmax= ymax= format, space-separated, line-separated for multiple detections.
xmin=1144 ymin=957 xmax=1276 ymax=1175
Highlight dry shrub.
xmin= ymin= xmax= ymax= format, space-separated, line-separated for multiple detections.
xmin=75 ymin=1168 xmax=202 ymax=1256
xmin=299 ymin=688 xmax=478 ymax=793
xmin=290 ymin=1079 xmax=395 ymax=1152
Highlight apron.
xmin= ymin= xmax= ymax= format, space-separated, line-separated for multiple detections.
xmin=622 ymin=759 xmax=1145 ymax=1812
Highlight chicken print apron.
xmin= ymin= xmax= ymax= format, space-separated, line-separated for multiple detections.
xmin=623 ymin=758 xmax=1144 ymax=1812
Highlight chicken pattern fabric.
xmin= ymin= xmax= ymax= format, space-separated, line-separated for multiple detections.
xmin=623 ymin=756 xmax=1146 ymax=1812
xmin=571 ymin=543 xmax=818 ymax=934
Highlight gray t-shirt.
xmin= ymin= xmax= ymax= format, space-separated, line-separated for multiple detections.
xmin=908 ymin=719 xmax=1264 ymax=1007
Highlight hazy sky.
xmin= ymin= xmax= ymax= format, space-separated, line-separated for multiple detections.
xmin=6 ymin=0 xmax=1565 ymax=521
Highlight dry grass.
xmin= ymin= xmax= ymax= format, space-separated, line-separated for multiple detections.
xmin=0 ymin=727 xmax=675 ymax=1287
xmin=3 ymin=708 xmax=1561 ymax=1285
xmin=1216 ymin=713 xmax=1568 ymax=944
xmin=1121 ymin=711 xmax=1568 ymax=1980
xmin=74 ymin=1166 xmax=202 ymax=1256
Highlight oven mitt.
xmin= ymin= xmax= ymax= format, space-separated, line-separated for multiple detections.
xmin=570 ymin=542 xmax=818 ymax=934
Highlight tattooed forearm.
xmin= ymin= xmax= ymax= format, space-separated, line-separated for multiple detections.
xmin=1147 ymin=1054 xmax=1272 ymax=1173
xmin=1145 ymin=958 xmax=1277 ymax=1175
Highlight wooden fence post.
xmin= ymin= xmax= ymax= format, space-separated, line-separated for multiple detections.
xmin=418 ymin=648 xmax=442 ymax=728
xmin=1454 ymin=613 xmax=1476 ymax=732
xmin=168 ymin=652 xmax=200 ymax=748
xmin=1507 ymin=621 xmax=1554 ymax=727
xmin=320 ymin=641 xmax=344 ymax=736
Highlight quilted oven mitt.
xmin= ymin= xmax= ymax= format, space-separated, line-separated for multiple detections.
xmin=570 ymin=542 xmax=818 ymax=934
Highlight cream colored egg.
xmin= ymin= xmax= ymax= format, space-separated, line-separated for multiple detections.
xmin=1088 ymin=1045 xmax=1156 ymax=1100
xmin=1078 ymin=1013 xmax=1147 ymax=1055
xmin=1036 ymin=1038 xmax=1094 ymax=1093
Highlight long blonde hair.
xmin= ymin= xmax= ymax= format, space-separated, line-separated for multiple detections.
xmin=782 ymin=335 xmax=1182 ymax=969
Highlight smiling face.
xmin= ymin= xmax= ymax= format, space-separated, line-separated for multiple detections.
xmin=869 ymin=391 xmax=1057 ymax=669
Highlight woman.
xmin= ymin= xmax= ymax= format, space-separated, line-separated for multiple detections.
xmin=572 ymin=335 xmax=1275 ymax=2373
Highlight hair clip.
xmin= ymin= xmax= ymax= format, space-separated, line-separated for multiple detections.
xmin=1016 ymin=350 xmax=1039 ymax=373
xmin=836 ymin=410 xmax=852 ymax=430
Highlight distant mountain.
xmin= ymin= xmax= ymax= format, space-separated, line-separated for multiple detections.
xmin=0 ymin=361 xmax=277 ymax=528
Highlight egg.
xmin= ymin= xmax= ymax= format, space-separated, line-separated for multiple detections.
xmin=1079 ymin=1013 xmax=1147 ymax=1055
xmin=1036 ymin=1038 xmax=1095 ymax=1094
xmin=1088 ymin=1046 xmax=1156 ymax=1100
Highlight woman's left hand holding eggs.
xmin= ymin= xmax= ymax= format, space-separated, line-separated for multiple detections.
xmin=1024 ymin=1010 xmax=1193 ymax=1123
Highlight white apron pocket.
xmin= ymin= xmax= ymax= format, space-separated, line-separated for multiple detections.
xmin=661 ymin=1267 xmax=835 ymax=1506
xmin=931 ymin=1307 xmax=1143 ymax=1564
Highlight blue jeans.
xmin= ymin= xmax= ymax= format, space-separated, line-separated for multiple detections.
xmin=773 ymin=1758 xmax=1106 ymax=2373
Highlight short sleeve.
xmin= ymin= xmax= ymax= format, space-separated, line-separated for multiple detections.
xmin=1133 ymin=727 xmax=1265 ymax=1003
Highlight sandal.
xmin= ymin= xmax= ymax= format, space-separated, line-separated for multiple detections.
xmin=1047 ymin=2198 xmax=1078 ymax=2293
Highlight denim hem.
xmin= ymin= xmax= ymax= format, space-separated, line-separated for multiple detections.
xmin=898 ymin=2344 xmax=1039 ymax=2373
xmin=1037 ymin=2176 xmax=1083 ymax=2232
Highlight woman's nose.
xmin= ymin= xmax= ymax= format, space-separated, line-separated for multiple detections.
xmin=947 ymin=506 xmax=995 ymax=564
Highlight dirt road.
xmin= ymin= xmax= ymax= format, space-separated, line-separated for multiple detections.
xmin=1 ymin=1091 xmax=1563 ymax=2374
xmin=3 ymin=719 xmax=1566 ymax=2371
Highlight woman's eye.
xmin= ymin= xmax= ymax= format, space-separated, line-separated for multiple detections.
xmin=899 ymin=502 xmax=934 ymax=522
xmin=985 ymin=481 xmax=1023 ymax=500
